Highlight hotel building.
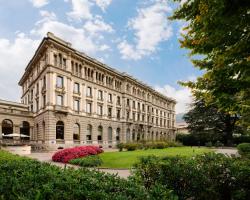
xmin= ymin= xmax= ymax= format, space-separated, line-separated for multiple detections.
xmin=0 ymin=32 xmax=176 ymax=150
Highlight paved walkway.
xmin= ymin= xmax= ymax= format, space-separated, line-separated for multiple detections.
xmin=24 ymin=147 xmax=238 ymax=179
xmin=213 ymin=148 xmax=238 ymax=157
xmin=25 ymin=152 xmax=131 ymax=178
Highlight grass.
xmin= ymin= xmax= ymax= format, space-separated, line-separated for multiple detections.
xmin=99 ymin=147 xmax=213 ymax=169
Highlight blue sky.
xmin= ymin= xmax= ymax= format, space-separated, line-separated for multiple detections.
xmin=0 ymin=0 xmax=201 ymax=113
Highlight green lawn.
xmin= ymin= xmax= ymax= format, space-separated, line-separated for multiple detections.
xmin=99 ymin=147 xmax=212 ymax=169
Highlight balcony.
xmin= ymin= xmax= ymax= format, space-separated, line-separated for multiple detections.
xmin=53 ymin=105 xmax=69 ymax=114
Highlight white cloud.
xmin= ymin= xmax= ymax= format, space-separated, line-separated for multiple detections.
xmin=94 ymin=0 xmax=112 ymax=11
xmin=0 ymin=33 xmax=40 ymax=101
xmin=118 ymin=0 xmax=173 ymax=60
xmin=67 ymin=0 xmax=93 ymax=21
xmin=83 ymin=17 xmax=114 ymax=34
xmin=155 ymin=84 xmax=193 ymax=114
xmin=39 ymin=10 xmax=57 ymax=20
xmin=31 ymin=19 xmax=97 ymax=53
xmin=29 ymin=0 xmax=49 ymax=8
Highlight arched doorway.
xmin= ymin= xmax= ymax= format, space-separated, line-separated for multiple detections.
xmin=86 ymin=124 xmax=92 ymax=143
xmin=97 ymin=125 xmax=103 ymax=143
xmin=20 ymin=121 xmax=30 ymax=140
xmin=108 ymin=127 xmax=112 ymax=144
xmin=116 ymin=128 xmax=120 ymax=142
xmin=73 ymin=123 xmax=80 ymax=141
xmin=2 ymin=119 xmax=13 ymax=138
xmin=56 ymin=121 xmax=64 ymax=140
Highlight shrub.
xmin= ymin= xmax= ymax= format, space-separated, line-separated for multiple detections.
xmin=117 ymin=143 xmax=124 ymax=151
xmin=233 ymin=135 xmax=250 ymax=145
xmin=205 ymin=141 xmax=212 ymax=147
xmin=69 ymin=155 xmax=103 ymax=167
xmin=214 ymin=140 xmax=224 ymax=147
xmin=237 ymin=143 xmax=250 ymax=158
xmin=52 ymin=146 xmax=103 ymax=163
xmin=0 ymin=150 xmax=174 ymax=200
xmin=124 ymin=143 xmax=138 ymax=151
xmin=132 ymin=153 xmax=250 ymax=200
xmin=153 ymin=142 xmax=167 ymax=149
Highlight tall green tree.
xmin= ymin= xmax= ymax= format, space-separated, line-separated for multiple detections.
xmin=184 ymin=99 xmax=240 ymax=144
xmin=170 ymin=0 xmax=250 ymax=140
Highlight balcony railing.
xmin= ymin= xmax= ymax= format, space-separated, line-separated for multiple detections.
xmin=54 ymin=105 xmax=69 ymax=113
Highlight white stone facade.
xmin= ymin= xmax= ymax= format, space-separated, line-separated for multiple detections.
xmin=1 ymin=32 xmax=176 ymax=150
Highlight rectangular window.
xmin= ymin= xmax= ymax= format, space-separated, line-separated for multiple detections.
xmin=63 ymin=58 xmax=66 ymax=67
xmin=74 ymin=100 xmax=80 ymax=111
xmin=36 ymin=99 xmax=39 ymax=112
xmin=117 ymin=109 xmax=120 ymax=120
xmin=98 ymin=90 xmax=103 ymax=100
xmin=57 ymin=95 xmax=63 ymax=106
xmin=127 ymin=111 xmax=130 ymax=120
xmin=133 ymin=112 xmax=136 ymax=121
xmin=127 ymin=98 xmax=130 ymax=106
xmin=86 ymin=103 xmax=92 ymax=113
xmin=43 ymin=95 xmax=46 ymax=108
xmin=74 ymin=82 xmax=80 ymax=93
xmin=97 ymin=105 xmax=103 ymax=116
xmin=133 ymin=101 xmax=135 ymax=108
xmin=56 ymin=76 xmax=63 ymax=88
xmin=108 ymin=107 xmax=112 ymax=118
xmin=117 ymin=96 xmax=121 ymax=105
xmin=142 ymin=104 xmax=145 ymax=111
xmin=137 ymin=114 xmax=140 ymax=121
xmin=43 ymin=76 xmax=46 ymax=88
xmin=54 ymin=54 xmax=57 ymax=66
xmin=86 ymin=87 xmax=92 ymax=97
xmin=108 ymin=93 xmax=112 ymax=102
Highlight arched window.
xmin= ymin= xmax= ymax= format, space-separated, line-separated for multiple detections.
xmin=2 ymin=119 xmax=13 ymax=138
xmin=20 ymin=121 xmax=30 ymax=140
xmin=156 ymin=132 xmax=159 ymax=141
xmin=108 ymin=127 xmax=112 ymax=143
xmin=73 ymin=123 xmax=80 ymax=140
xmin=151 ymin=131 xmax=154 ymax=141
xmin=132 ymin=129 xmax=135 ymax=141
xmin=126 ymin=128 xmax=130 ymax=142
xmin=97 ymin=125 xmax=103 ymax=142
xmin=56 ymin=121 xmax=64 ymax=140
xmin=86 ymin=124 xmax=92 ymax=142
xmin=116 ymin=128 xmax=120 ymax=141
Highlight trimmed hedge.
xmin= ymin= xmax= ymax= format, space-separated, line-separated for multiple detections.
xmin=0 ymin=150 xmax=175 ymax=200
xmin=237 ymin=143 xmax=250 ymax=158
xmin=132 ymin=153 xmax=250 ymax=200
xmin=120 ymin=141 xmax=182 ymax=151
xmin=69 ymin=155 xmax=103 ymax=167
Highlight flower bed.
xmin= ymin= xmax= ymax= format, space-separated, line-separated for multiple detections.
xmin=52 ymin=146 xmax=103 ymax=163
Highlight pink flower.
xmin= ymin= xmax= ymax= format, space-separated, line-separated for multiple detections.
xmin=52 ymin=146 xmax=103 ymax=163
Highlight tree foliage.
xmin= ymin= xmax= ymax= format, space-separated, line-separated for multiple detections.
xmin=183 ymin=99 xmax=241 ymax=144
xmin=170 ymin=0 xmax=250 ymax=128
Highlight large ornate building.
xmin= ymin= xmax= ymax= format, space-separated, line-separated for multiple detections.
xmin=0 ymin=32 xmax=176 ymax=150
